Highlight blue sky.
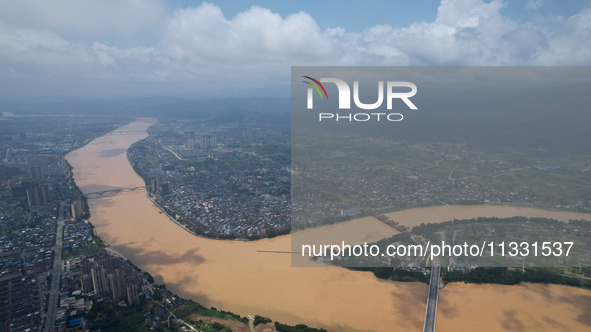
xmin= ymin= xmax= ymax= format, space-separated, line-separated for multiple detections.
xmin=168 ymin=1 xmax=441 ymax=32
xmin=168 ymin=0 xmax=590 ymax=31
xmin=0 ymin=0 xmax=590 ymax=99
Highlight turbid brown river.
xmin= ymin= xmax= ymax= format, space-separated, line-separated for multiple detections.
xmin=66 ymin=118 xmax=591 ymax=331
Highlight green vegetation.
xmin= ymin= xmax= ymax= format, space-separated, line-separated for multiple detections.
xmin=174 ymin=300 xmax=248 ymax=324
xmin=86 ymin=301 xmax=150 ymax=332
xmin=443 ymin=267 xmax=590 ymax=288
xmin=86 ymin=221 xmax=106 ymax=247
xmin=182 ymin=319 xmax=233 ymax=332
xmin=274 ymin=322 xmax=328 ymax=332
xmin=253 ymin=315 xmax=269 ymax=326
xmin=363 ymin=217 xmax=591 ymax=268
xmin=61 ymin=242 xmax=101 ymax=260
xmin=143 ymin=272 xmax=155 ymax=284
xmin=334 ymin=217 xmax=591 ymax=291
xmin=350 ymin=267 xmax=429 ymax=284
xmin=127 ymin=142 xmax=151 ymax=186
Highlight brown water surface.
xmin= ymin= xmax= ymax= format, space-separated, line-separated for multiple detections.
xmin=66 ymin=118 xmax=591 ymax=331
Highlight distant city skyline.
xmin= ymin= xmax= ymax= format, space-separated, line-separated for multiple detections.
xmin=0 ymin=0 xmax=590 ymax=99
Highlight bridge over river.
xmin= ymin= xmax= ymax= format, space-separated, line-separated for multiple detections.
xmin=107 ymin=130 xmax=146 ymax=135
xmin=84 ymin=186 xmax=146 ymax=198
xmin=423 ymin=265 xmax=442 ymax=332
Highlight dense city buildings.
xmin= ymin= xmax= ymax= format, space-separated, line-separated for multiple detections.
xmin=0 ymin=115 xmax=297 ymax=331
xmin=0 ymin=115 xmax=132 ymax=331
xmin=129 ymin=122 xmax=291 ymax=239
xmin=292 ymin=138 xmax=591 ymax=228
xmin=1 ymin=111 xmax=589 ymax=331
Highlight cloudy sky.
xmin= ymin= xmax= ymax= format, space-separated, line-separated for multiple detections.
xmin=0 ymin=0 xmax=590 ymax=99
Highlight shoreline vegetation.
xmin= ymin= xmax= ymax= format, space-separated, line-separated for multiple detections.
xmin=353 ymin=266 xmax=591 ymax=290
xmin=346 ymin=216 xmax=591 ymax=291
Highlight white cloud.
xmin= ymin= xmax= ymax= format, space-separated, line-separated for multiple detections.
xmin=0 ymin=0 xmax=590 ymax=98
xmin=0 ymin=0 xmax=168 ymax=38
xmin=0 ymin=23 xmax=95 ymax=71
xmin=332 ymin=0 xmax=590 ymax=65
xmin=533 ymin=7 xmax=591 ymax=65
xmin=163 ymin=3 xmax=338 ymax=66
xmin=527 ymin=0 xmax=544 ymax=10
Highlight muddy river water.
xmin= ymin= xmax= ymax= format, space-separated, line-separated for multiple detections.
xmin=66 ymin=118 xmax=591 ymax=331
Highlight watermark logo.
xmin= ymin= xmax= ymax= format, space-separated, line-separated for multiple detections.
xmin=302 ymin=76 xmax=328 ymax=109
xmin=303 ymin=76 xmax=418 ymax=122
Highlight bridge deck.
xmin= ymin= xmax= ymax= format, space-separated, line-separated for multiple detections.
xmin=84 ymin=186 xmax=146 ymax=198
xmin=423 ymin=265 xmax=440 ymax=332
xmin=107 ymin=130 xmax=146 ymax=135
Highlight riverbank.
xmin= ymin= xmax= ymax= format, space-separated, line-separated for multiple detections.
xmin=66 ymin=118 xmax=591 ymax=331
xmin=146 ymin=194 xmax=198 ymax=236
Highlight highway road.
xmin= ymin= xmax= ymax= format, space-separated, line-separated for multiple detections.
xmin=423 ymin=265 xmax=441 ymax=332
xmin=43 ymin=202 xmax=65 ymax=332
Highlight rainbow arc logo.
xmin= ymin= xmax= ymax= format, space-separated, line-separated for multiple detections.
xmin=302 ymin=76 xmax=328 ymax=99
xmin=302 ymin=76 xmax=328 ymax=108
